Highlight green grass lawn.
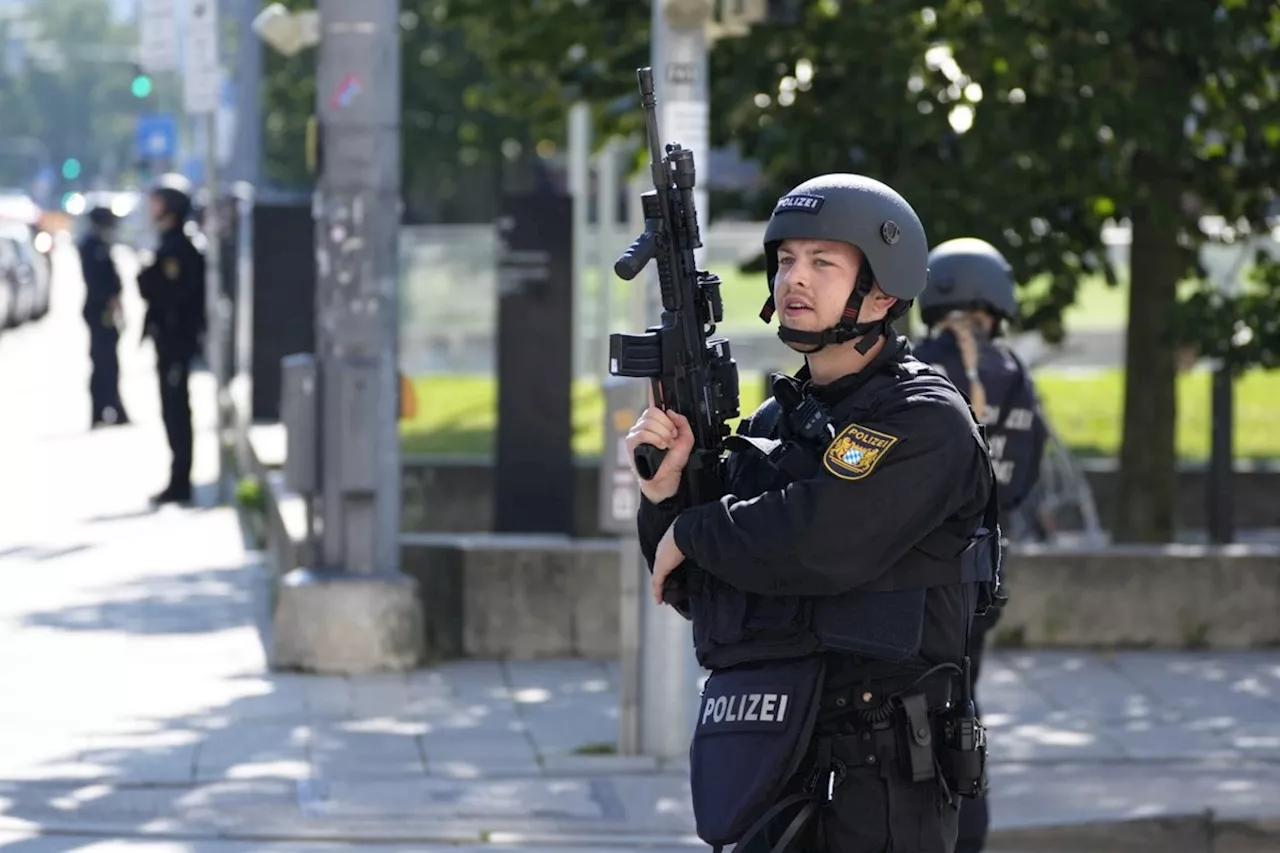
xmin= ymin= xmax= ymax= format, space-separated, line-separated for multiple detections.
xmin=590 ymin=266 xmax=1135 ymax=333
xmin=400 ymin=368 xmax=1280 ymax=461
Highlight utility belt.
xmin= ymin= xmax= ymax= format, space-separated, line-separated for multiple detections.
xmin=691 ymin=657 xmax=987 ymax=853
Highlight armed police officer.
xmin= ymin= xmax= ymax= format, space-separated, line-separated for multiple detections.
xmin=137 ymin=175 xmax=206 ymax=505
xmin=914 ymin=237 xmax=1049 ymax=853
xmin=627 ymin=174 xmax=1002 ymax=853
xmin=78 ymin=206 xmax=130 ymax=428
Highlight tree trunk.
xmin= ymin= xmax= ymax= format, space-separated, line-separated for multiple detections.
xmin=1113 ymin=154 xmax=1181 ymax=542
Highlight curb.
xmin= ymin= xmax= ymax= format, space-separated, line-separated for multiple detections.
xmin=2 ymin=810 xmax=1280 ymax=850
xmin=988 ymin=812 xmax=1280 ymax=853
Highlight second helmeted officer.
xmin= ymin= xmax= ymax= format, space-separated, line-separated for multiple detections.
xmin=137 ymin=175 xmax=206 ymax=505
xmin=629 ymin=175 xmax=1004 ymax=853
xmin=913 ymin=237 xmax=1049 ymax=853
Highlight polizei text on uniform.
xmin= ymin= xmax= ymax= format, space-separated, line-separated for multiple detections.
xmin=700 ymin=691 xmax=791 ymax=726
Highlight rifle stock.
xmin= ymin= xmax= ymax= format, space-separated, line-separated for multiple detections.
xmin=609 ymin=67 xmax=742 ymax=607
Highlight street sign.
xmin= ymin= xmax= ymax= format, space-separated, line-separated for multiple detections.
xmin=138 ymin=0 xmax=178 ymax=73
xmin=182 ymin=0 xmax=220 ymax=115
xmin=135 ymin=113 xmax=177 ymax=160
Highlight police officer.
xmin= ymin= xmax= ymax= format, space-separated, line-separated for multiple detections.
xmin=913 ymin=237 xmax=1049 ymax=853
xmin=137 ymin=174 xmax=206 ymax=505
xmin=78 ymin=206 xmax=130 ymax=428
xmin=628 ymin=174 xmax=1002 ymax=853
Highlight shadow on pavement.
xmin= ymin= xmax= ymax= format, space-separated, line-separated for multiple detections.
xmin=20 ymin=565 xmax=257 ymax=636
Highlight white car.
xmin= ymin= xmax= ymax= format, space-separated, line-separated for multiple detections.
xmin=0 ymin=220 xmax=50 ymax=324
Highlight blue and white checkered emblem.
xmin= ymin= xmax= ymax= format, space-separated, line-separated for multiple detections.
xmin=842 ymin=448 xmax=864 ymax=465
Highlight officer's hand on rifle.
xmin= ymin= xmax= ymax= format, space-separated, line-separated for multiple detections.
xmin=625 ymin=406 xmax=694 ymax=504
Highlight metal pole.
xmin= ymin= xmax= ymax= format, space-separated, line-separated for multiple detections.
xmin=232 ymin=181 xmax=255 ymax=473
xmin=1200 ymin=239 xmax=1251 ymax=545
xmin=615 ymin=172 xmax=648 ymax=756
xmin=596 ymin=139 xmax=619 ymax=372
xmin=314 ymin=0 xmax=402 ymax=576
xmin=1206 ymin=364 xmax=1234 ymax=543
xmin=568 ymin=102 xmax=592 ymax=380
xmin=636 ymin=0 xmax=711 ymax=763
xmin=203 ymin=111 xmax=228 ymax=501
xmin=231 ymin=0 xmax=262 ymax=186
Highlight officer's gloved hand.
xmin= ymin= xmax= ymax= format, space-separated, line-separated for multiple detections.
xmin=625 ymin=406 xmax=694 ymax=504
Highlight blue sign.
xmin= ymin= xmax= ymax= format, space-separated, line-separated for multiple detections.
xmin=135 ymin=113 xmax=177 ymax=160
xmin=181 ymin=155 xmax=204 ymax=185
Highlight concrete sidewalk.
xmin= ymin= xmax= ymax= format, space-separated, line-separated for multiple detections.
xmin=1 ymin=244 xmax=1278 ymax=852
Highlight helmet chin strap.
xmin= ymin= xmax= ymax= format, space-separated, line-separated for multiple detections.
xmin=759 ymin=267 xmax=886 ymax=356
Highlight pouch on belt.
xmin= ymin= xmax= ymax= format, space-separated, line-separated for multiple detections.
xmin=690 ymin=655 xmax=826 ymax=847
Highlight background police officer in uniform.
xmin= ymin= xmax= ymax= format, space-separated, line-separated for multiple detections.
xmin=78 ymin=206 xmax=130 ymax=428
xmin=137 ymin=175 xmax=206 ymax=505
xmin=913 ymin=237 xmax=1049 ymax=853
xmin=627 ymin=175 xmax=1002 ymax=853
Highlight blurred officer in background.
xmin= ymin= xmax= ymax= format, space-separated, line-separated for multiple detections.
xmin=78 ymin=206 xmax=130 ymax=429
xmin=914 ymin=237 xmax=1050 ymax=853
xmin=137 ymin=174 xmax=205 ymax=505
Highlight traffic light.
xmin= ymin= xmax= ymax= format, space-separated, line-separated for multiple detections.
xmin=61 ymin=158 xmax=81 ymax=180
xmin=131 ymin=66 xmax=153 ymax=98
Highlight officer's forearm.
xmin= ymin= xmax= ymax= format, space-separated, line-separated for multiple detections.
xmin=636 ymin=495 xmax=682 ymax=573
xmin=671 ymin=487 xmax=865 ymax=597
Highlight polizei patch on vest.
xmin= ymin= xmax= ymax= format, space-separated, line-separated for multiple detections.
xmin=772 ymin=193 xmax=825 ymax=215
xmin=823 ymin=422 xmax=900 ymax=481
xmin=697 ymin=688 xmax=792 ymax=733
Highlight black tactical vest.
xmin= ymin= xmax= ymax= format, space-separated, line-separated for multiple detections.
xmin=914 ymin=333 xmax=1047 ymax=511
xmin=687 ymin=363 xmax=1001 ymax=672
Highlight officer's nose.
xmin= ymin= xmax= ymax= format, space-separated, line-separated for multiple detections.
xmin=781 ymin=263 xmax=809 ymax=291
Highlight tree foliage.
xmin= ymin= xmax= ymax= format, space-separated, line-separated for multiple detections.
xmin=261 ymin=0 xmax=542 ymax=223
xmin=930 ymin=0 xmax=1280 ymax=541
xmin=436 ymin=0 xmax=1279 ymax=541
xmin=0 ymin=0 xmax=147 ymax=191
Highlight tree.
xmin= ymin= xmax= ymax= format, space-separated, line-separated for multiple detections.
xmin=440 ymin=0 xmax=1280 ymax=542
xmin=261 ymin=0 xmax=541 ymax=223
xmin=0 ymin=0 xmax=145 ymax=191
xmin=933 ymin=0 xmax=1280 ymax=541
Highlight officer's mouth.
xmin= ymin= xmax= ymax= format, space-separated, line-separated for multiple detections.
xmin=781 ymin=300 xmax=814 ymax=320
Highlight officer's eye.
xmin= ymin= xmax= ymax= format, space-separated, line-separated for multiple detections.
xmin=778 ymin=256 xmax=795 ymax=266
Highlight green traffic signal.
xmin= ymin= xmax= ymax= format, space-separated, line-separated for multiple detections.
xmin=131 ymin=74 xmax=153 ymax=98
xmin=61 ymin=158 xmax=81 ymax=180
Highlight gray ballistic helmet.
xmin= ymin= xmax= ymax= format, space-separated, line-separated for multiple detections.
xmin=760 ymin=173 xmax=929 ymax=354
xmin=151 ymin=172 xmax=194 ymax=222
xmin=919 ymin=237 xmax=1018 ymax=327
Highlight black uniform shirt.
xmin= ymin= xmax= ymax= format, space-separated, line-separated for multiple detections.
xmin=78 ymin=233 xmax=122 ymax=323
xmin=637 ymin=335 xmax=993 ymax=664
xmin=137 ymin=225 xmax=206 ymax=360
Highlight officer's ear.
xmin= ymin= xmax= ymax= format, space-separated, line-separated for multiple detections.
xmin=868 ymin=284 xmax=898 ymax=312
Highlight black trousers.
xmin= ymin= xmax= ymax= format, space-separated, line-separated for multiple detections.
xmin=954 ymin=610 xmax=998 ymax=853
xmin=157 ymin=355 xmax=193 ymax=492
xmin=88 ymin=325 xmax=127 ymax=424
xmin=742 ymin=739 xmax=959 ymax=853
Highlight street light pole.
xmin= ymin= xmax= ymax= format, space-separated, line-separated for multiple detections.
xmin=266 ymin=0 xmax=426 ymax=675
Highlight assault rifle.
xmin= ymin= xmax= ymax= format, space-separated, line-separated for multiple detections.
xmin=609 ymin=67 xmax=741 ymax=602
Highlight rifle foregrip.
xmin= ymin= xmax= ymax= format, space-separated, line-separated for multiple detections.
xmin=634 ymin=443 xmax=668 ymax=481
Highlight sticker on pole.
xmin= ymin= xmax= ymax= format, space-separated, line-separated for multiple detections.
xmin=329 ymin=73 xmax=364 ymax=110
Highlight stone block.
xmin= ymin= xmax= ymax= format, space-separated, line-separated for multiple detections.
xmin=400 ymin=534 xmax=620 ymax=660
xmin=995 ymin=544 xmax=1280 ymax=649
xmin=272 ymin=569 xmax=426 ymax=675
